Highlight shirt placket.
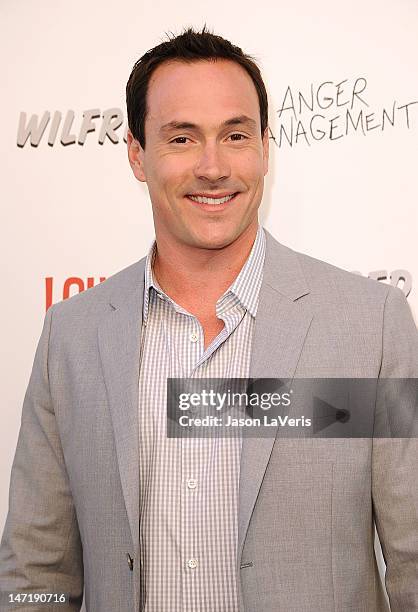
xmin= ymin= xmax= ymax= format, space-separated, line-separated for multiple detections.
xmin=170 ymin=310 xmax=204 ymax=611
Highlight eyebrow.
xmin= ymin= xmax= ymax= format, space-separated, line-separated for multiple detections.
xmin=159 ymin=114 xmax=258 ymax=135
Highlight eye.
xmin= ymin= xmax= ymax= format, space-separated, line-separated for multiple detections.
xmin=228 ymin=133 xmax=248 ymax=142
xmin=169 ymin=136 xmax=190 ymax=144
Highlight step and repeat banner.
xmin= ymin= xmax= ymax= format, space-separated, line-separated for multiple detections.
xmin=1 ymin=0 xmax=417 ymax=605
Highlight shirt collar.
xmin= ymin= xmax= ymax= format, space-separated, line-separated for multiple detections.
xmin=143 ymin=224 xmax=266 ymax=323
xmin=224 ymin=224 xmax=265 ymax=317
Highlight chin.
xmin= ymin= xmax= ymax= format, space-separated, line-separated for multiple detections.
xmin=190 ymin=229 xmax=238 ymax=250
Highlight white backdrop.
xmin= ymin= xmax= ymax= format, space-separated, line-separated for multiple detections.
xmin=1 ymin=0 xmax=417 ymax=605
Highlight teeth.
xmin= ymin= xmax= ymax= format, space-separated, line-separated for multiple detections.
xmin=188 ymin=193 xmax=236 ymax=205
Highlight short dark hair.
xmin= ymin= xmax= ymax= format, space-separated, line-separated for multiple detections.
xmin=126 ymin=24 xmax=268 ymax=149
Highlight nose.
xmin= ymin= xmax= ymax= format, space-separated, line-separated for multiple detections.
xmin=193 ymin=142 xmax=231 ymax=183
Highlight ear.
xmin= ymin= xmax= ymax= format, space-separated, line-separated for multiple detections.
xmin=127 ymin=129 xmax=147 ymax=182
xmin=262 ymin=126 xmax=269 ymax=176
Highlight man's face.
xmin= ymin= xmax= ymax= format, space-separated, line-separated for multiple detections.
xmin=127 ymin=58 xmax=269 ymax=250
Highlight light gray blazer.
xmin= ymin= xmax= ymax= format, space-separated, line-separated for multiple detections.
xmin=1 ymin=230 xmax=417 ymax=611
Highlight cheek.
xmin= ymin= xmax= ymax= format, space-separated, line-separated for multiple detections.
xmin=158 ymin=157 xmax=189 ymax=186
xmin=241 ymin=162 xmax=264 ymax=187
xmin=237 ymin=150 xmax=264 ymax=174
xmin=147 ymin=170 xmax=185 ymax=213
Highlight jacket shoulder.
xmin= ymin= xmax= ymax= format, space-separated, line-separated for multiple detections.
xmin=294 ymin=247 xmax=391 ymax=301
xmin=50 ymin=256 xmax=146 ymax=319
xmin=264 ymin=228 xmax=397 ymax=304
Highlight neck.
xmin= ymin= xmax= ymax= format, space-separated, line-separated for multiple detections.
xmin=152 ymin=222 xmax=258 ymax=309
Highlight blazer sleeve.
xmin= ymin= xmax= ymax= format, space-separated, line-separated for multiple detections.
xmin=0 ymin=305 xmax=84 ymax=611
xmin=372 ymin=286 xmax=418 ymax=611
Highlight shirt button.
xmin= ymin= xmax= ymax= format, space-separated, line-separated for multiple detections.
xmin=189 ymin=332 xmax=199 ymax=342
xmin=187 ymin=558 xmax=198 ymax=569
xmin=187 ymin=478 xmax=197 ymax=489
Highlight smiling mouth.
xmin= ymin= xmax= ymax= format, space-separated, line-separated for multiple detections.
xmin=186 ymin=192 xmax=239 ymax=205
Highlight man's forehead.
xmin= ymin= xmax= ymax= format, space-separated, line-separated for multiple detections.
xmin=145 ymin=60 xmax=261 ymax=136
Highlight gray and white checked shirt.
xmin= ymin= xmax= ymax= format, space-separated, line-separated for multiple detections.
xmin=138 ymin=225 xmax=266 ymax=611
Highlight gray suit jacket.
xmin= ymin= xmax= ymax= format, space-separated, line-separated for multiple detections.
xmin=1 ymin=230 xmax=417 ymax=611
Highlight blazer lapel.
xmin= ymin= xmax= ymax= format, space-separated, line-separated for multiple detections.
xmin=97 ymin=259 xmax=146 ymax=553
xmin=238 ymin=231 xmax=313 ymax=560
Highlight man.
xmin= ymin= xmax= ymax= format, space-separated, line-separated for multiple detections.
xmin=0 ymin=25 xmax=417 ymax=612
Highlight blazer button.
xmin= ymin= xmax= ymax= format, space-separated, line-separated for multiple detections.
xmin=126 ymin=553 xmax=134 ymax=571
